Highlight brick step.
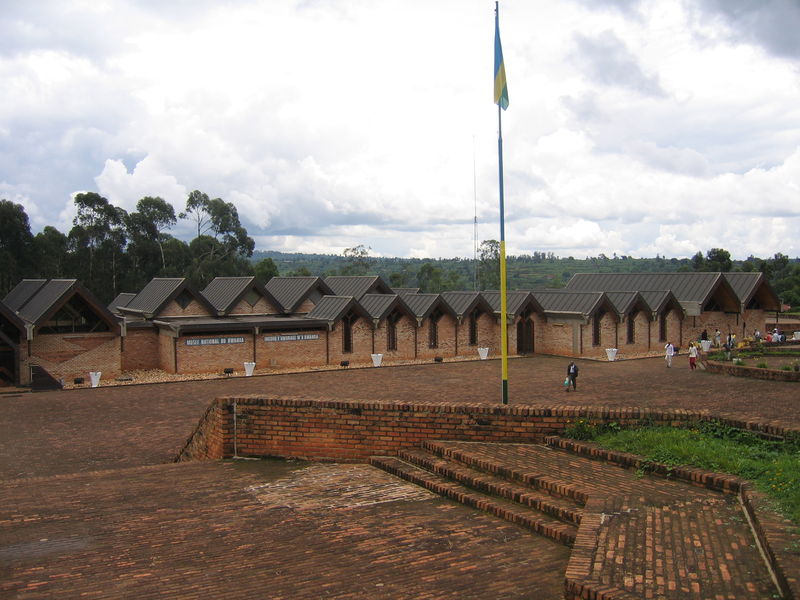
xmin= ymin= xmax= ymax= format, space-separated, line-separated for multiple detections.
xmin=422 ymin=440 xmax=591 ymax=504
xmin=369 ymin=456 xmax=577 ymax=547
xmin=397 ymin=447 xmax=584 ymax=526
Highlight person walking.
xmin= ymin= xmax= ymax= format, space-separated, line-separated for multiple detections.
xmin=565 ymin=361 xmax=579 ymax=392
xmin=688 ymin=342 xmax=698 ymax=370
xmin=664 ymin=342 xmax=675 ymax=368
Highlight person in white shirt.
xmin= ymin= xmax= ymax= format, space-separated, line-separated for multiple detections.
xmin=664 ymin=342 xmax=675 ymax=368
xmin=688 ymin=342 xmax=698 ymax=370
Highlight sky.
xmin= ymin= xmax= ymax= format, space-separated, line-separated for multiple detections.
xmin=1 ymin=0 xmax=799 ymax=261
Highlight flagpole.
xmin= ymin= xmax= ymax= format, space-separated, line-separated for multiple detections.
xmin=495 ymin=1 xmax=509 ymax=404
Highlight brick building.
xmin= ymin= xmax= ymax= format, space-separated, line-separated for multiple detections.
xmin=0 ymin=271 xmax=780 ymax=385
xmin=0 ymin=279 xmax=120 ymax=386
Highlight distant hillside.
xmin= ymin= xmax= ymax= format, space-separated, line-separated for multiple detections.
xmin=253 ymin=250 xmax=697 ymax=290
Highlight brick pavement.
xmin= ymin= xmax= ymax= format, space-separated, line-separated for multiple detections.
xmin=1 ymin=355 xmax=798 ymax=599
xmin=2 ymin=355 xmax=798 ymax=481
xmin=0 ymin=461 xmax=570 ymax=599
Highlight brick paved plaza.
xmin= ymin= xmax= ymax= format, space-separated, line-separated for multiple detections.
xmin=1 ymin=355 xmax=798 ymax=598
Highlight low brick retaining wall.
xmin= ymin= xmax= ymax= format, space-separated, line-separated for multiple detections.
xmin=176 ymin=396 xmax=798 ymax=462
xmin=706 ymin=360 xmax=800 ymax=382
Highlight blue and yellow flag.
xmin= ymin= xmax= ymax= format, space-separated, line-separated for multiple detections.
xmin=494 ymin=6 xmax=509 ymax=110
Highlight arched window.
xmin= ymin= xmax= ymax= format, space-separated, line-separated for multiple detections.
xmin=342 ymin=314 xmax=355 ymax=353
xmin=429 ymin=309 xmax=442 ymax=349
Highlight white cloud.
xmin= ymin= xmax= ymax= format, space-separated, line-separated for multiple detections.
xmin=0 ymin=0 xmax=799 ymax=262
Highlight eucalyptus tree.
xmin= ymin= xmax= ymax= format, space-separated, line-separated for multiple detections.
xmin=0 ymin=200 xmax=34 ymax=296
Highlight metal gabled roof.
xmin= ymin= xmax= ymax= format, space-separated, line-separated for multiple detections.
xmin=440 ymin=291 xmax=494 ymax=318
xmin=121 ymin=278 xmax=216 ymax=318
xmin=530 ymin=290 xmax=609 ymax=316
xmin=108 ymin=292 xmax=136 ymax=315
xmin=723 ymin=272 xmax=780 ymax=309
xmin=2 ymin=279 xmax=47 ymax=312
xmin=305 ymin=296 xmax=372 ymax=324
xmin=265 ymin=276 xmax=334 ymax=313
xmin=15 ymin=279 xmax=77 ymax=323
xmin=565 ymin=272 xmax=727 ymax=305
xmin=359 ymin=294 xmax=414 ymax=322
xmin=481 ymin=290 xmax=544 ymax=317
xmin=402 ymin=293 xmax=456 ymax=321
xmin=3 ymin=279 xmax=118 ymax=330
xmin=392 ymin=288 xmax=420 ymax=296
xmin=323 ymin=276 xmax=392 ymax=299
xmin=201 ymin=276 xmax=281 ymax=315
xmin=638 ymin=290 xmax=681 ymax=314
xmin=604 ymin=291 xmax=653 ymax=316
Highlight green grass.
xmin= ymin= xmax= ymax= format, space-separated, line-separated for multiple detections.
xmin=582 ymin=422 xmax=800 ymax=523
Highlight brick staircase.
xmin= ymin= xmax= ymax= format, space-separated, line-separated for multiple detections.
xmin=371 ymin=439 xmax=791 ymax=600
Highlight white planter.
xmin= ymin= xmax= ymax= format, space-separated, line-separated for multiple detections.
xmin=605 ymin=348 xmax=618 ymax=361
xmin=89 ymin=371 xmax=102 ymax=388
xmin=244 ymin=361 xmax=256 ymax=376
xmin=371 ymin=353 xmax=383 ymax=367
xmin=700 ymin=340 xmax=712 ymax=352
xmin=793 ymin=331 xmax=800 ymax=341
xmin=478 ymin=347 xmax=490 ymax=360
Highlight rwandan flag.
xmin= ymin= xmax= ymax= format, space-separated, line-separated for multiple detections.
xmin=494 ymin=6 xmax=509 ymax=110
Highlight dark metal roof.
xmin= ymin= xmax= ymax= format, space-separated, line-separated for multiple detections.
xmin=565 ymin=273 xmax=724 ymax=304
xmin=530 ymin=290 xmax=607 ymax=316
xmin=440 ymin=291 xmax=494 ymax=318
xmin=264 ymin=277 xmax=334 ymax=313
xmin=397 ymin=293 xmax=456 ymax=321
xmin=305 ymin=296 xmax=372 ymax=324
xmin=723 ymin=272 xmax=779 ymax=309
xmin=16 ymin=279 xmax=77 ymax=323
xmin=152 ymin=314 xmax=329 ymax=334
xmin=122 ymin=278 xmax=185 ymax=315
xmin=392 ymin=288 xmax=420 ymax=296
xmin=481 ymin=291 xmax=544 ymax=316
xmin=201 ymin=277 xmax=281 ymax=315
xmin=107 ymin=292 xmax=136 ymax=315
xmin=637 ymin=290 xmax=682 ymax=314
xmin=604 ymin=291 xmax=653 ymax=316
xmin=359 ymin=294 xmax=414 ymax=322
xmin=201 ymin=277 xmax=254 ymax=312
xmin=2 ymin=279 xmax=47 ymax=312
xmin=2 ymin=279 xmax=119 ymax=331
xmin=324 ymin=276 xmax=393 ymax=299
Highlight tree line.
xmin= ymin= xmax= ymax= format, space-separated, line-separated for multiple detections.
xmin=0 ymin=193 xmax=278 ymax=303
xmin=2 ymin=195 xmax=799 ymax=307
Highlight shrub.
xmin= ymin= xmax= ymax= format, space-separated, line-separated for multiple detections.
xmin=756 ymin=361 xmax=769 ymax=369
xmin=733 ymin=358 xmax=745 ymax=366
xmin=781 ymin=364 xmax=793 ymax=371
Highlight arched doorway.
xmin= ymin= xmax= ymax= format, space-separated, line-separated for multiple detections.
xmin=516 ymin=311 xmax=534 ymax=354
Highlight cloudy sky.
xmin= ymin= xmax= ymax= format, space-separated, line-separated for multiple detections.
xmin=1 ymin=0 xmax=799 ymax=260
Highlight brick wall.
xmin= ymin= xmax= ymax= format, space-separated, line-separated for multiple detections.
xmin=416 ymin=314 xmax=457 ymax=359
xmin=328 ymin=317 xmax=374 ymax=366
xmin=229 ymin=296 xmax=280 ymax=315
xmin=122 ymin=328 xmax=160 ymax=371
xmin=259 ymin=330 xmax=328 ymax=368
xmin=158 ymin=332 xmax=176 ymax=373
xmin=176 ymin=333 xmax=255 ymax=374
xmin=159 ymin=299 xmax=214 ymax=318
xmin=372 ymin=315 xmax=417 ymax=360
xmin=177 ymin=397 xmax=746 ymax=463
xmin=30 ymin=332 xmax=121 ymax=383
xmin=537 ymin=319 xmax=578 ymax=356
